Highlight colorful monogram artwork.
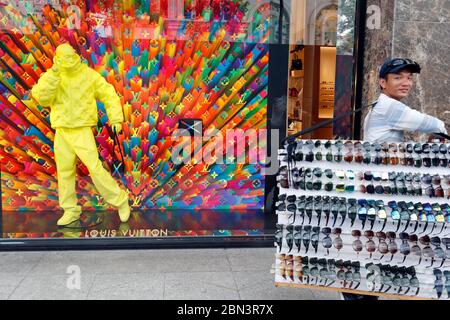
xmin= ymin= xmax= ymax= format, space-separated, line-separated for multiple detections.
xmin=0 ymin=0 xmax=270 ymax=222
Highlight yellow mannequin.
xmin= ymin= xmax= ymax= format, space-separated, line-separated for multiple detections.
xmin=31 ymin=44 xmax=130 ymax=225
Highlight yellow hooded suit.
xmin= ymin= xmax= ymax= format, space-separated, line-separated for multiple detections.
xmin=31 ymin=44 xmax=130 ymax=225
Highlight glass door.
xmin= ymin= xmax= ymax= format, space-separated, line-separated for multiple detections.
xmin=285 ymin=0 xmax=344 ymax=140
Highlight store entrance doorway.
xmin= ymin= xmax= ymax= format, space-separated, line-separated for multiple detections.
xmin=286 ymin=1 xmax=338 ymax=140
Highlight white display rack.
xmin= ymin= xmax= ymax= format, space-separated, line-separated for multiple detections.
xmin=274 ymin=140 xmax=450 ymax=300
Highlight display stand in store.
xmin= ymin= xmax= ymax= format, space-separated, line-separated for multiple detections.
xmin=287 ymin=45 xmax=304 ymax=136
xmin=318 ymin=47 xmax=336 ymax=120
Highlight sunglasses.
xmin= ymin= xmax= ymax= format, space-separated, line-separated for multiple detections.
xmin=399 ymin=232 xmax=411 ymax=263
xmin=343 ymin=261 xmax=361 ymax=290
xmin=365 ymin=263 xmax=382 ymax=292
xmin=376 ymin=232 xmax=389 ymax=260
xmin=286 ymin=225 xmax=294 ymax=253
xmin=293 ymin=226 xmax=302 ymax=253
xmin=425 ymin=185 xmax=445 ymax=198
xmin=302 ymin=226 xmax=312 ymax=254
xmin=382 ymin=265 xmax=419 ymax=295
xmin=275 ymin=224 xmax=284 ymax=252
xmin=301 ymin=256 xmax=310 ymax=283
xmin=347 ymin=201 xmax=358 ymax=227
xmin=434 ymin=269 xmax=444 ymax=299
xmin=332 ymin=228 xmax=343 ymax=256
xmin=386 ymin=232 xmax=398 ymax=262
xmin=278 ymin=169 xmax=289 ymax=189
xmin=421 ymin=174 xmax=442 ymax=185
xmin=316 ymin=259 xmax=350 ymax=289
xmin=321 ymin=227 xmax=332 ymax=255
xmin=293 ymin=256 xmax=302 ymax=281
xmin=403 ymin=267 xmax=420 ymax=296
xmin=417 ymin=235 xmax=435 ymax=267
xmin=351 ymin=230 xmax=363 ymax=258
xmin=317 ymin=259 xmax=333 ymax=286
xmin=444 ymin=271 xmax=450 ymax=298
xmin=308 ymin=257 xmax=321 ymax=285
xmin=362 ymin=230 xmax=376 ymax=259
xmin=275 ymin=254 xmax=288 ymax=280
xmin=430 ymin=237 xmax=446 ymax=268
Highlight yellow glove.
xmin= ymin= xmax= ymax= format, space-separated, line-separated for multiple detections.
xmin=111 ymin=123 xmax=122 ymax=134
xmin=52 ymin=56 xmax=62 ymax=75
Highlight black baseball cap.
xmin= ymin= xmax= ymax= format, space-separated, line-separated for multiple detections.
xmin=379 ymin=58 xmax=421 ymax=78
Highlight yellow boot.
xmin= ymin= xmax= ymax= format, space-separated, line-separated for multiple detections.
xmin=57 ymin=211 xmax=81 ymax=226
xmin=118 ymin=201 xmax=131 ymax=223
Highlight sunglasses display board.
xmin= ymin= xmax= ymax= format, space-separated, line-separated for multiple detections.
xmin=274 ymin=140 xmax=450 ymax=300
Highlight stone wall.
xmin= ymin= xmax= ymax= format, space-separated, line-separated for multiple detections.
xmin=361 ymin=0 xmax=395 ymax=135
xmin=362 ymin=0 xmax=450 ymax=139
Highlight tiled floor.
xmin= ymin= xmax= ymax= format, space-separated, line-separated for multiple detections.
xmin=0 ymin=248 xmax=341 ymax=300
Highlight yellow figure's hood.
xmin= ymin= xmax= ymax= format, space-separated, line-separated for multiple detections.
xmin=54 ymin=43 xmax=83 ymax=74
xmin=59 ymin=60 xmax=84 ymax=75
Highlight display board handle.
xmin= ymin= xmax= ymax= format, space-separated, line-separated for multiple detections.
xmin=113 ymin=127 xmax=125 ymax=164
xmin=283 ymin=102 xmax=377 ymax=144
xmin=434 ymin=132 xmax=450 ymax=140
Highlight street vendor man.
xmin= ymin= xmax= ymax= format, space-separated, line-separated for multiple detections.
xmin=343 ymin=58 xmax=448 ymax=301
xmin=364 ymin=58 xmax=447 ymax=143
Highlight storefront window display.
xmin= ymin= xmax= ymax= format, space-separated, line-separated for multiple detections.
xmin=0 ymin=0 xmax=272 ymax=241
xmin=0 ymin=0 xmax=360 ymax=245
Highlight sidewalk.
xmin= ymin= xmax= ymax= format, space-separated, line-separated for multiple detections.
xmin=0 ymin=248 xmax=340 ymax=300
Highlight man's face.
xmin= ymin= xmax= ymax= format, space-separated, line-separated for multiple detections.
xmin=379 ymin=70 xmax=414 ymax=100
xmin=54 ymin=44 xmax=80 ymax=70
xmin=55 ymin=52 xmax=79 ymax=69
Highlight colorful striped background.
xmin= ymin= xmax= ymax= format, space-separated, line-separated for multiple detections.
xmin=0 ymin=0 xmax=270 ymax=216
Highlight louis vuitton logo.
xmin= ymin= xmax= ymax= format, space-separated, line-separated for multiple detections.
xmin=237 ymin=91 xmax=251 ymax=105
xmin=179 ymin=119 xmax=202 ymax=136
xmin=131 ymin=127 xmax=140 ymax=136
xmin=95 ymin=195 xmax=105 ymax=207
xmin=132 ymin=195 xmax=142 ymax=207
xmin=93 ymin=16 xmax=105 ymax=28
xmin=112 ymin=162 xmax=123 ymax=177
xmin=24 ymin=196 xmax=33 ymax=205
xmin=0 ymin=16 xmax=8 ymax=27
xmin=131 ymin=91 xmax=142 ymax=103
xmin=237 ymin=95 xmax=246 ymax=105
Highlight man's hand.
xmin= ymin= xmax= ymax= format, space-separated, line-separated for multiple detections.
xmin=111 ymin=123 xmax=122 ymax=134
xmin=51 ymin=56 xmax=62 ymax=75
xmin=49 ymin=65 xmax=61 ymax=82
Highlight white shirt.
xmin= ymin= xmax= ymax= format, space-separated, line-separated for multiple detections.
xmin=363 ymin=93 xmax=447 ymax=143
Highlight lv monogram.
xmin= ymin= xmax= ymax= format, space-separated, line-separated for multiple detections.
xmin=93 ymin=17 xmax=105 ymax=28
xmin=131 ymin=127 xmax=140 ymax=136
xmin=131 ymin=91 xmax=141 ymax=102
xmin=24 ymin=196 xmax=33 ymax=205
xmin=132 ymin=195 xmax=142 ymax=207
xmin=112 ymin=162 xmax=123 ymax=177
xmin=95 ymin=195 xmax=105 ymax=206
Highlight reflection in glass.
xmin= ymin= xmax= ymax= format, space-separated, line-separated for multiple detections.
xmin=315 ymin=4 xmax=338 ymax=46
xmin=337 ymin=0 xmax=356 ymax=55
xmin=2 ymin=209 xmax=265 ymax=239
